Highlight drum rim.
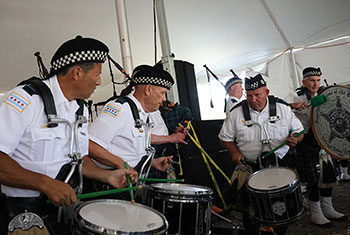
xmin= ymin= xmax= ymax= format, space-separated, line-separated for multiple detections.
xmin=311 ymin=85 xmax=350 ymax=160
xmin=74 ymin=199 xmax=168 ymax=234
xmin=254 ymin=207 xmax=305 ymax=227
xmin=150 ymin=183 xmax=213 ymax=195
xmin=246 ymin=167 xmax=299 ymax=193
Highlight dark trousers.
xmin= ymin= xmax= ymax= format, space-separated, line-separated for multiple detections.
xmin=0 ymin=192 xmax=8 ymax=234
xmin=6 ymin=197 xmax=71 ymax=235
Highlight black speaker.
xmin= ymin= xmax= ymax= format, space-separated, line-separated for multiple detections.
xmin=173 ymin=60 xmax=201 ymax=121
xmin=179 ymin=119 xmax=226 ymax=158
xmin=182 ymin=150 xmax=235 ymax=207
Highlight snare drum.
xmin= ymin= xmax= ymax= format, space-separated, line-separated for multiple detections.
xmin=246 ymin=167 xmax=304 ymax=227
xmin=148 ymin=183 xmax=213 ymax=235
xmin=73 ymin=199 xmax=168 ymax=234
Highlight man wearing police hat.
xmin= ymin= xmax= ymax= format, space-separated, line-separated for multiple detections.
xmin=0 ymin=36 xmax=133 ymax=234
xmin=285 ymin=67 xmax=345 ymax=226
xmin=224 ymin=75 xmax=244 ymax=116
xmin=88 ymin=65 xmax=175 ymax=182
xmin=219 ymin=74 xmax=304 ymax=234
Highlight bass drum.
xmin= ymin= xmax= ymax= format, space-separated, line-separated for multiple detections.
xmin=73 ymin=199 xmax=168 ymax=235
xmin=311 ymin=85 xmax=350 ymax=160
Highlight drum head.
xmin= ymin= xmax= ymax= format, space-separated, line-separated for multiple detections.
xmin=150 ymin=183 xmax=212 ymax=196
xmin=311 ymin=85 xmax=350 ymax=160
xmin=247 ymin=167 xmax=297 ymax=191
xmin=75 ymin=199 xmax=167 ymax=234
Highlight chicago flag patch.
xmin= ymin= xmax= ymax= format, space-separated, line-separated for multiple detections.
xmin=4 ymin=92 xmax=30 ymax=113
xmin=104 ymin=104 xmax=120 ymax=118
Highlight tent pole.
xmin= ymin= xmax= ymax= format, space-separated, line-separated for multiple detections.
xmin=289 ymin=49 xmax=302 ymax=89
xmin=155 ymin=0 xmax=179 ymax=103
xmin=261 ymin=0 xmax=300 ymax=90
xmin=115 ymin=0 xmax=133 ymax=74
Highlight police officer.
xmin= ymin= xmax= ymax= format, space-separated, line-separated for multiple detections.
xmin=0 ymin=36 xmax=132 ymax=234
xmin=285 ymin=67 xmax=345 ymax=226
xmin=224 ymin=75 xmax=243 ymax=115
xmin=88 ymin=65 xmax=175 ymax=181
xmin=219 ymin=74 xmax=304 ymax=235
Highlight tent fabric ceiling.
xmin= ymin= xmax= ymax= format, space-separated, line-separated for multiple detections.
xmin=0 ymin=0 xmax=349 ymax=119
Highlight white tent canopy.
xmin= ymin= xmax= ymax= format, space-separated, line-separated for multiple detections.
xmin=0 ymin=0 xmax=349 ymax=120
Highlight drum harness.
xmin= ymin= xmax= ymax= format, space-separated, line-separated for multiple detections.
xmin=241 ymin=95 xmax=282 ymax=169
xmin=19 ymin=77 xmax=87 ymax=223
xmin=115 ymin=96 xmax=156 ymax=182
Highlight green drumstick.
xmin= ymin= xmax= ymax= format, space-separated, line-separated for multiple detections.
xmin=46 ymin=185 xmax=142 ymax=204
xmin=124 ymin=162 xmax=135 ymax=204
xmin=262 ymin=129 xmax=306 ymax=160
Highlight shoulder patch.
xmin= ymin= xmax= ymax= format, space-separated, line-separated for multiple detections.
xmin=104 ymin=104 xmax=120 ymax=118
xmin=4 ymin=91 xmax=30 ymax=113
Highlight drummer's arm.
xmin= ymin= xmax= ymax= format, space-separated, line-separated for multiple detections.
xmin=82 ymin=156 xmax=136 ymax=187
xmin=88 ymin=140 xmax=138 ymax=183
xmin=289 ymin=102 xmax=307 ymax=110
xmin=220 ymin=141 xmax=244 ymax=164
xmin=286 ymin=133 xmax=304 ymax=148
xmin=88 ymin=140 xmax=125 ymax=169
xmin=0 ymin=151 xmax=77 ymax=206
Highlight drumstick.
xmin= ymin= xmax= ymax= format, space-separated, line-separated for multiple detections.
xmin=262 ymin=129 xmax=306 ymax=160
xmin=46 ymin=186 xmax=142 ymax=203
xmin=124 ymin=162 xmax=135 ymax=204
xmin=167 ymin=159 xmax=180 ymax=165
xmin=138 ymin=177 xmax=184 ymax=183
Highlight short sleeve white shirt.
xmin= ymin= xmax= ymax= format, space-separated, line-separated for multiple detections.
xmin=285 ymin=90 xmax=317 ymax=133
xmin=149 ymin=110 xmax=169 ymax=135
xmin=88 ymin=95 xmax=149 ymax=168
xmin=0 ymin=76 xmax=89 ymax=197
xmin=218 ymin=97 xmax=303 ymax=162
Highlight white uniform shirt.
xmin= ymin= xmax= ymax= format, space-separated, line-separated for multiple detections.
xmin=284 ymin=90 xmax=318 ymax=133
xmin=0 ymin=76 xmax=89 ymax=197
xmin=218 ymin=98 xmax=303 ymax=162
xmin=88 ymin=95 xmax=149 ymax=168
xmin=149 ymin=110 xmax=169 ymax=135
xmin=225 ymin=96 xmax=240 ymax=115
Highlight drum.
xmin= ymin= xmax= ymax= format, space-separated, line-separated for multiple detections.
xmin=246 ymin=167 xmax=304 ymax=226
xmin=73 ymin=199 xmax=168 ymax=235
xmin=311 ymin=85 xmax=350 ymax=160
xmin=148 ymin=183 xmax=213 ymax=235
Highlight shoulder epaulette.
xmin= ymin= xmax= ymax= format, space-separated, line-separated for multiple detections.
xmin=296 ymin=86 xmax=311 ymax=100
xmin=19 ymin=77 xmax=85 ymax=127
xmin=229 ymin=102 xmax=242 ymax=113
xmin=115 ymin=97 xmax=128 ymax=104
xmin=275 ymin=97 xmax=289 ymax=106
xmin=116 ymin=96 xmax=142 ymax=128
xmin=19 ymin=77 xmax=58 ymax=127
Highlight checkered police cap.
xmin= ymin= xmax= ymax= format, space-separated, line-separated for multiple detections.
xmin=303 ymin=67 xmax=322 ymax=79
xmin=132 ymin=65 xmax=174 ymax=90
xmin=224 ymin=76 xmax=243 ymax=93
xmin=50 ymin=35 xmax=109 ymax=75
xmin=245 ymin=74 xmax=266 ymax=91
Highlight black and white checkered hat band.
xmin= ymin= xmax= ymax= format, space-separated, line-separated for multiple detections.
xmin=51 ymin=50 xmax=108 ymax=71
xmin=303 ymin=70 xmax=322 ymax=79
xmin=133 ymin=76 xmax=173 ymax=89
